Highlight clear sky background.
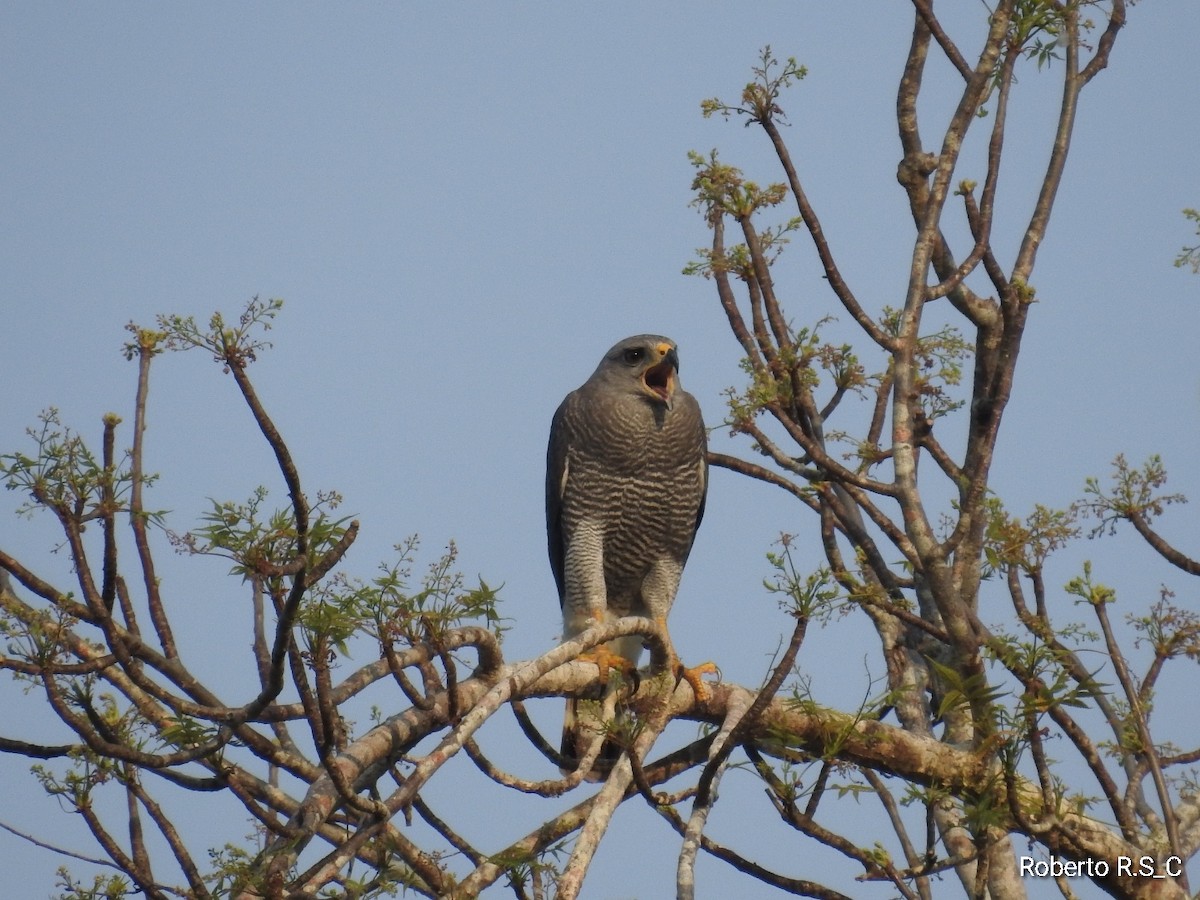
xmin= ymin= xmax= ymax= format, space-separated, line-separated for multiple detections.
xmin=2 ymin=4 xmax=1198 ymax=898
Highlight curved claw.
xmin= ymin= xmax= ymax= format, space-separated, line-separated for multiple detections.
xmin=577 ymin=644 xmax=637 ymax=687
xmin=674 ymin=659 xmax=719 ymax=701
xmin=650 ymin=616 xmax=719 ymax=700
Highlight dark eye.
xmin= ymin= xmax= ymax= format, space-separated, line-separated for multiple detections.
xmin=622 ymin=347 xmax=645 ymax=365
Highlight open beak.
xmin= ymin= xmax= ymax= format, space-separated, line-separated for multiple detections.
xmin=642 ymin=344 xmax=679 ymax=407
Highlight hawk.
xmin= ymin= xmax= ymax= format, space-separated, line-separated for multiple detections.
xmin=546 ymin=334 xmax=712 ymax=771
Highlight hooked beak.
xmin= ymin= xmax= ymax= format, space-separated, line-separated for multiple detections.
xmin=641 ymin=343 xmax=679 ymax=407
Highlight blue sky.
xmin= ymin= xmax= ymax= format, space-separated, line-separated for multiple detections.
xmin=2 ymin=4 xmax=1198 ymax=898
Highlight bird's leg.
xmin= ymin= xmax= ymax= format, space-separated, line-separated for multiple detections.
xmin=576 ymin=643 xmax=637 ymax=687
xmin=575 ymin=612 xmax=637 ymax=687
xmin=678 ymin=660 xmax=719 ymax=701
xmin=655 ymin=616 xmax=719 ymax=701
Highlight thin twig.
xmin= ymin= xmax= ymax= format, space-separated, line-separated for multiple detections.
xmin=0 ymin=818 xmax=125 ymax=871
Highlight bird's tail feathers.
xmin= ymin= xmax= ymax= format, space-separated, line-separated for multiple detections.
xmin=560 ymin=689 xmax=623 ymax=781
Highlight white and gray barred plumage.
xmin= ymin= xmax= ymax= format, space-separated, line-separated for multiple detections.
xmin=546 ymin=334 xmax=707 ymax=770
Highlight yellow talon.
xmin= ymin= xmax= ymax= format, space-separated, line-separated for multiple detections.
xmin=674 ymin=659 xmax=719 ymax=701
xmin=650 ymin=616 xmax=719 ymax=700
xmin=577 ymin=644 xmax=637 ymax=687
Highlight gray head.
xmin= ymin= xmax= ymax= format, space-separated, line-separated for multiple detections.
xmin=588 ymin=334 xmax=682 ymax=407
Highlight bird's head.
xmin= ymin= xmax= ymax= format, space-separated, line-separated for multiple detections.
xmin=595 ymin=334 xmax=681 ymax=408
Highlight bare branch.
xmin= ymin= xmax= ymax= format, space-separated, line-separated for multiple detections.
xmin=911 ymin=0 xmax=972 ymax=80
xmin=1126 ymin=510 xmax=1200 ymax=575
xmin=128 ymin=336 xmax=177 ymax=658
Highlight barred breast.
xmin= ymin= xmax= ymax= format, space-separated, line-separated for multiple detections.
xmin=556 ymin=386 xmax=706 ymax=616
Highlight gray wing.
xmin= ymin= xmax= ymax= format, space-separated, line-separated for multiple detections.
xmin=545 ymin=395 xmax=571 ymax=605
xmin=680 ymin=392 xmax=708 ymax=563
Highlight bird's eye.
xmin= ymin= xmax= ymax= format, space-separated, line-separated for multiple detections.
xmin=622 ymin=348 xmax=645 ymax=365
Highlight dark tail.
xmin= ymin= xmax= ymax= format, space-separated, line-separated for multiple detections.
xmin=560 ymin=696 xmax=622 ymax=780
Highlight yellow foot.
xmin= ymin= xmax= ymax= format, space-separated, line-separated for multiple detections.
xmin=577 ymin=644 xmax=637 ymax=687
xmin=673 ymin=659 xmax=720 ymax=701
